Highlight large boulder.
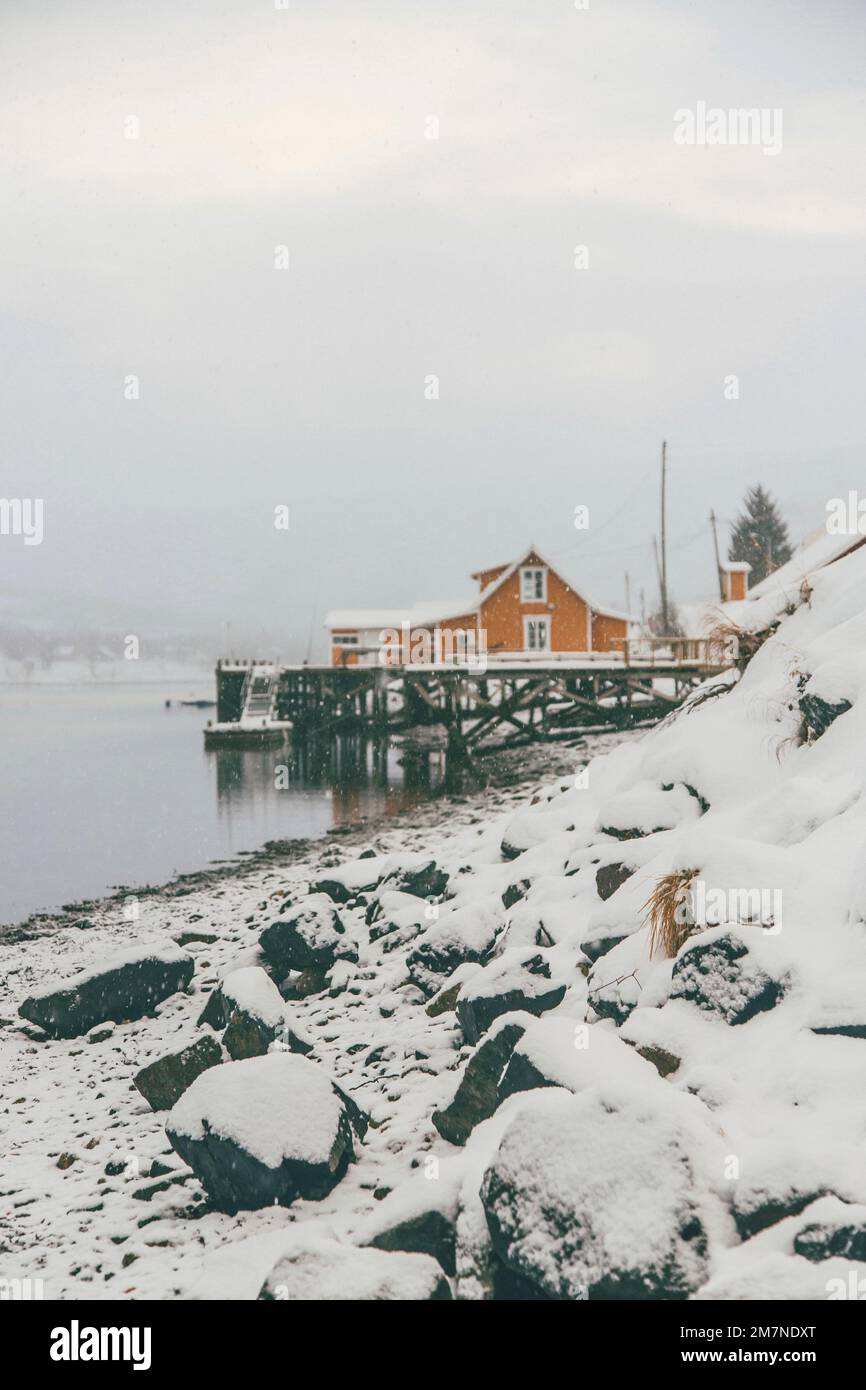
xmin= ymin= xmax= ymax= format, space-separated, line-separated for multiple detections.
xmin=134 ymin=1035 xmax=223 ymax=1111
xmin=433 ymin=1018 xmax=528 ymax=1146
xmin=258 ymin=1238 xmax=451 ymax=1300
xmin=481 ymin=1084 xmax=713 ymax=1299
xmin=258 ymin=895 xmax=354 ymax=977
xmin=198 ymin=966 xmax=311 ymax=1060
xmin=18 ymin=942 xmax=194 ymax=1039
xmin=455 ymin=951 xmax=566 ymax=1044
xmin=670 ymin=928 xmax=784 ymax=1026
xmin=166 ymin=1053 xmax=366 ymax=1211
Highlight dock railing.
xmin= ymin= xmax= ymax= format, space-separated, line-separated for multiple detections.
xmin=623 ymin=636 xmax=728 ymax=666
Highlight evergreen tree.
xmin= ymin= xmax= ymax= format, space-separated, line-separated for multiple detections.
xmin=729 ymin=485 xmax=792 ymax=585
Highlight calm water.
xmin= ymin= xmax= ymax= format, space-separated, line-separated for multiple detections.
xmin=0 ymin=683 xmax=444 ymax=925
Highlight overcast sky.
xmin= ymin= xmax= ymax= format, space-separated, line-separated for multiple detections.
xmin=2 ymin=0 xmax=864 ymax=657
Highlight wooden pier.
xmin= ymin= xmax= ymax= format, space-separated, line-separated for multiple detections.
xmin=208 ymin=640 xmax=731 ymax=755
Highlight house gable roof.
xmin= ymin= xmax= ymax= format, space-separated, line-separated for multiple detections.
xmin=476 ymin=545 xmax=633 ymax=622
xmin=325 ymin=544 xmax=635 ymax=630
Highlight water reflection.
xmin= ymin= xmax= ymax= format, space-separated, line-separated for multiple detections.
xmin=207 ymin=734 xmax=458 ymax=828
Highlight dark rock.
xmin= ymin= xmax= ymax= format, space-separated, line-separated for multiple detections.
xmin=579 ymin=925 xmax=632 ymax=964
xmin=595 ymin=862 xmax=634 ymax=901
xmin=166 ymin=1054 xmax=365 ymax=1212
xmin=497 ymin=1048 xmax=557 ymax=1102
xmin=18 ymin=944 xmax=195 ymax=1039
xmin=259 ymin=897 xmax=351 ymax=976
xmin=381 ymin=860 xmax=449 ymax=899
xmin=456 ymin=957 xmax=565 ymax=1045
xmin=366 ymin=1209 xmax=457 ymax=1276
xmin=794 ymin=1219 xmax=866 ymax=1263
xmin=500 ymin=836 xmax=525 ymax=862
xmin=425 ymin=982 xmax=462 ymax=1018
xmin=313 ymin=868 xmax=382 ymax=904
xmin=635 ymin=1044 xmax=681 ymax=1078
xmin=203 ymin=966 xmax=311 ymax=1061
xmin=733 ymin=1186 xmax=828 ymax=1240
xmin=280 ymin=967 xmax=328 ymax=1000
xmin=670 ymin=930 xmax=783 ymax=1026
xmin=811 ymin=1023 xmax=866 ymax=1040
xmin=134 ymin=1035 xmax=223 ymax=1111
xmin=406 ymin=911 xmax=502 ymax=998
xmin=432 ymin=1021 xmax=526 ymax=1146
xmin=502 ymin=879 xmax=532 ymax=909
xmin=798 ymin=691 xmax=851 ymax=742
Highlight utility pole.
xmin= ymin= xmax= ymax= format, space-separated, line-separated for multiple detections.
xmin=710 ymin=509 xmax=724 ymax=600
xmin=660 ymin=440 xmax=669 ymax=631
xmin=624 ymin=571 xmax=631 ymax=616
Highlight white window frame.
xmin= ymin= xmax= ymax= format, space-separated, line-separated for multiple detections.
xmin=332 ymin=632 xmax=359 ymax=646
xmin=520 ymin=566 xmax=547 ymax=602
xmin=523 ymin=616 xmax=551 ymax=652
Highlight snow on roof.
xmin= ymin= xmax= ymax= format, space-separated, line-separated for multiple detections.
xmin=325 ymin=599 xmax=476 ymax=631
xmin=325 ymin=608 xmax=417 ymax=631
xmin=477 ymin=544 xmax=636 ymax=621
xmin=326 ymin=544 xmax=639 ymax=631
xmin=721 ymin=561 xmax=752 ymax=572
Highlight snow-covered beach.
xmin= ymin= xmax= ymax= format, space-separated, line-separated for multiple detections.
xmin=4 ymin=542 xmax=866 ymax=1301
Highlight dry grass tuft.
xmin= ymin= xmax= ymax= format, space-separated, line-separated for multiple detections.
xmin=643 ymin=869 xmax=699 ymax=958
xmin=705 ymin=612 xmax=777 ymax=673
xmin=705 ymin=615 xmax=744 ymax=666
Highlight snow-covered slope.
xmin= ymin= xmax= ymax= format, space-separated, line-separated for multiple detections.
xmin=4 ymin=546 xmax=866 ymax=1300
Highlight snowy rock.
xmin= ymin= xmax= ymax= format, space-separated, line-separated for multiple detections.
xmin=380 ymin=858 xmax=449 ymax=900
xmin=406 ymin=899 xmax=504 ymax=997
xmin=502 ymin=877 xmax=532 ymax=908
xmin=498 ymin=1016 xmax=657 ymax=1101
xmin=455 ymin=951 xmax=566 ymax=1044
xmin=201 ymin=966 xmax=311 ymax=1060
xmin=313 ymin=856 xmax=389 ymax=903
xmin=433 ymin=1017 xmax=528 ymax=1146
xmin=166 ymin=1053 xmax=366 ymax=1210
xmin=579 ymin=921 xmax=633 ymax=964
xmin=134 ymin=1034 xmax=223 ymax=1111
xmin=258 ymin=1238 xmax=451 ymax=1300
xmin=368 ymin=889 xmax=432 ymax=950
xmin=595 ymin=861 xmax=634 ymax=902
xmin=670 ymin=928 xmax=784 ymax=1026
xmin=18 ymin=943 xmax=195 ymax=1038
xmin=481 ymin=1085 xmax=714 ymax=1299
xmin=258 ymin=895 xmax=354 ymax=977
xmin=797 ymin=687 xmax=852 ymax=742
xmin=355 ymin=1166 xmax=464 ymax=1275
xmin=793 ymin=1199 xmax=866 ymax=1262
xmin=732 ymin=1182 xmax=828 ymax=1240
